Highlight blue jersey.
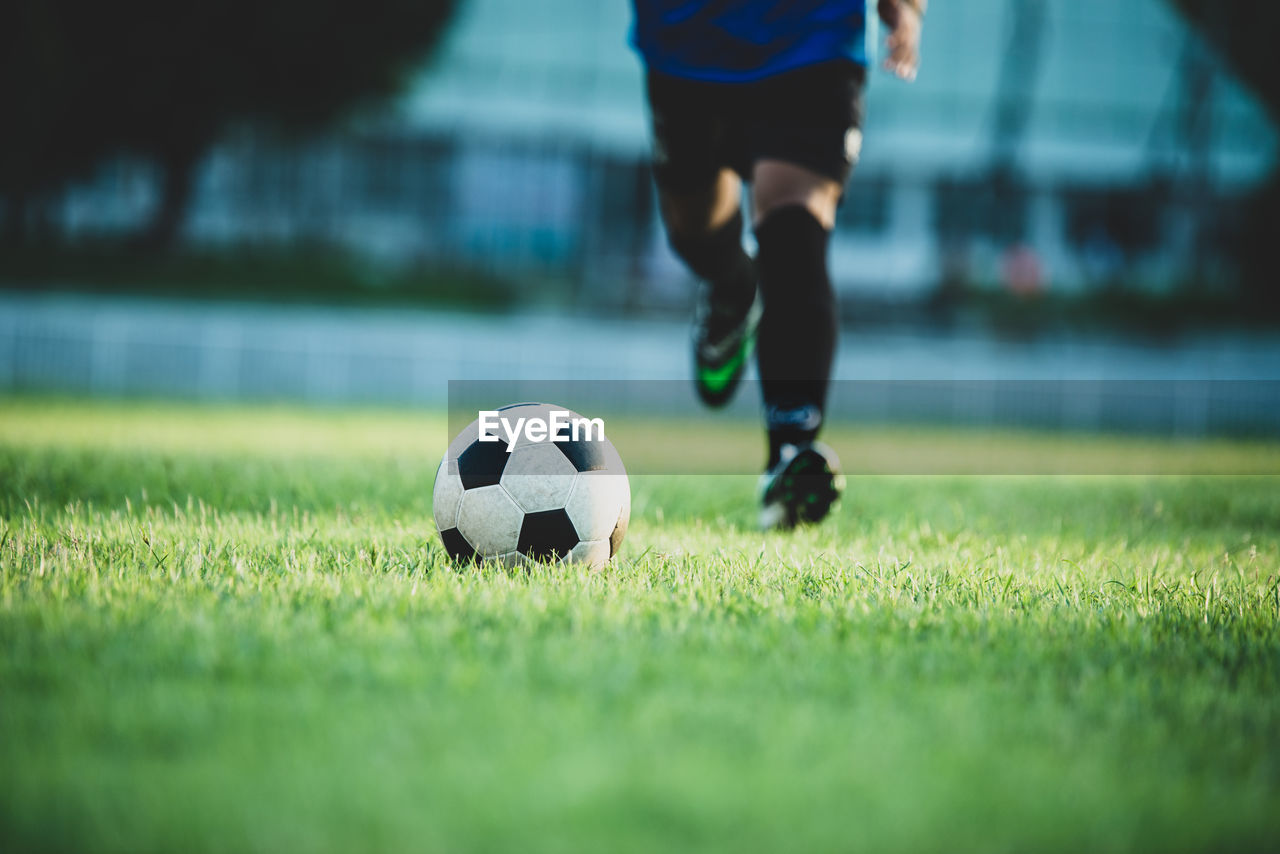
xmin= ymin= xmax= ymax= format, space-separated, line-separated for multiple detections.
xmin=632 ymin=0 xmax=868 ymax=83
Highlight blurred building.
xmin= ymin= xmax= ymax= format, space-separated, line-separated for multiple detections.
xmin=51 ymin=0 xmax=1278 ymax=309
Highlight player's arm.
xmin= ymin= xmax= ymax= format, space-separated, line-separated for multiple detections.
xmin=877 ymin=0 xmax=925 ymax=81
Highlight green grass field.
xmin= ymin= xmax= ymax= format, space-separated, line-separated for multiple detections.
xmin=2 ymin=399 xmax=1278 ymax=853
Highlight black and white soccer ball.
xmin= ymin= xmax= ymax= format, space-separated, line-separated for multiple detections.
xmin=433 ymin=403 xmax=630 ymax=569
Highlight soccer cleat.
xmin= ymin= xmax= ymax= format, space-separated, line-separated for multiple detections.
xmin=758 ymin=442 xmax=844 ymax=530
xmin=693 ymin=283 xmax=763 ymax=408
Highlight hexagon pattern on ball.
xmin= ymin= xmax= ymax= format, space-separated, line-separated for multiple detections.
xmin=438 ymin=527 xmax=476 ymax=563
xmin=456 ymin=484 xmax=523 ymax=556
xmin=456 ymin=439 xmax=510 ymax=490
xmin=517 ymin=508 xmax=579 ymax=562
xmin=433 ymin=403 xmax=629 ymax=569
xmin=500 ymin=442 xmax=578 ymax=512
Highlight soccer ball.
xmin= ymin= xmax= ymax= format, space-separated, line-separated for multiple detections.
xmin=433 ymin=402 xmax=630 ymax=569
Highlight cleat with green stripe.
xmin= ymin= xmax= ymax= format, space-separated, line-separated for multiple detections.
xmin=693 ymin=284 xmax=763 ymax=408
xmin=758 ymin=442 xmax=844 ymax=530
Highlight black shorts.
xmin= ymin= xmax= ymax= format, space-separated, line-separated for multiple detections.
xmin=645 ymin=59 xmax=868 ymax=194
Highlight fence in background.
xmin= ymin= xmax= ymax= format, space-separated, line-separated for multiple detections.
xmin=40 ymin=125 xmax=1256 ymax=308
xmin=3 ymin=293 xmax=1278 ymax=437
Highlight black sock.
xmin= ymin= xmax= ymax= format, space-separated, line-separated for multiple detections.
xmin=754 ymin=205 xmax=837 ymax=468
xmin=667 ymin=210 xmax=756 ymax=314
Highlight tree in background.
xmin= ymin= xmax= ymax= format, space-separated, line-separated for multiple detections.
xmin=1165 ymin=0 xmax=1280 ymax=121
xmin=1165 ymin=0 xmax=1280 ymax=311
xmin=0 ymin=2 xmax=108 ymax=243
xmin=0 ymin=0 xmax=457 ymax=248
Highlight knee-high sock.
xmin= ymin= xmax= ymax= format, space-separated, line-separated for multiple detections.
xmin=667 ymin=210 xmax=756 ymax=313
xmin=754 ymin=204 xmax=838 ymax=467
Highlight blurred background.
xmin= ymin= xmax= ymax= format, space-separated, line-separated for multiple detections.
xmin=2 ymin=0 xmax=1279 ymax=434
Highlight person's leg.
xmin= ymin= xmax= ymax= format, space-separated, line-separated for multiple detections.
xmin=657 ymin=168 xmax=754 ymax=315
xmin=665 ymin=172 xmax=762 ymax=407
xmin=646 ymin=69 xmax=747 ymax=284
xmin=744 ymin=61 xmax=865 ymax=527
xmin=752 ymin=160 xmax=843 ymax=229
xmin=646 ymin=69 xmax=761 ymax=407
xmin=751 ymin=160 xmax=843 ymax=468
xmin=659 ymin=168 xmax=742 ymax=236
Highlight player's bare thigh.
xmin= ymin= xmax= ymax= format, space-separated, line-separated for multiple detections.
xmin=658 ymin=168 xmax=743 ymax=237
xmin=752 ymin=159 xmax=842 ymax=229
